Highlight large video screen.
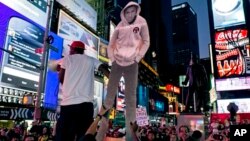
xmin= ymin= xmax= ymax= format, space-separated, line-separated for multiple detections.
xmin=214 ymin=28 xmax=250 ymax=79
xmin=211 ymin=0 xmax=245 ymax=29
xmin=43 ymin=32 xmax=63 ymax=110
xmin=57 ymin=10 xmax=99 ymax=58
xmin=0 ymin=0 xmax=48 ymax=27
xmin=1 ymin=17 xmax=43 ymax=91
xmin=137 ymin=83 xmax=149 ymax=109
xmin=217 ymin=98 xmax=250 ymax=113
xmin=56 ymin=0 xmax=97 ymax=30
xmin=0 ymin=3 xmax=63 ymax=109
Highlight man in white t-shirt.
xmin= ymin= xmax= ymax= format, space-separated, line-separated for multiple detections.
xmin=55 ymin=41 xmax=109 ymax=141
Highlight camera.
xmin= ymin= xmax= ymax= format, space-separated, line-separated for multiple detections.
xmin=213 ymin=134 xmax=224 ymax=141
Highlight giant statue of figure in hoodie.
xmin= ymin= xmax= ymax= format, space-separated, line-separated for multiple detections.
xmin=96 ymin=1 xmax=150 ymax=141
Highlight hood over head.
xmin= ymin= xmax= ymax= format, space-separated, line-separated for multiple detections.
xmin=120 ymin=1 xmax=141 ymax=24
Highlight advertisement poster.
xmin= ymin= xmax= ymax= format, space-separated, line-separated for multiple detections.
xmin=214 ymin=29 xmax=250 ymax=78
xmin=212 ymin=0 xmax=245 ymax=29
xmin=116 ymin=76 xmax=125 ymax=111
xmin=57 ymin=10 xmax=99 ymax=58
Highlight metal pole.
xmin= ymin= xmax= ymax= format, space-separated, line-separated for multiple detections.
xmin=181 ymin=87 xmax=184 ymax=104
xmin=33 ymin=0 xmax=54 ymax=121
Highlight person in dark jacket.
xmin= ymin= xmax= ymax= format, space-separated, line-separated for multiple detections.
xmin=182 ymin=55 xmax=208 ymax=113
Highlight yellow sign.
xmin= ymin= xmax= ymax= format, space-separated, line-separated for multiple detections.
xmin=167 ymin=96 xmax=176 ymax=103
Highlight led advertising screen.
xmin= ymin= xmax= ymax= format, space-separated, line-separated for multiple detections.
xmin=211 ymin=0 xmax=246 ymax=29
xmin=1 ymin=17 xmax=43 ymax=91
xmin=0 ymin=3 xmax=63 ymax=109
xmin=57 ymin=10 xmax=99 ymax=58
xmin=217 ymin=98 xmax=250 ymax=113
xmin=43 ymin=32 xmax=63 ymax=110
xmin=56 ymin=0 xmax=97 ymax=30
xmin=116 ymin=76 xmax=125 ymax=111
xmin=214 ymin=29 xmax=250 ymax=79
xmin=0 ymin=0 xmax=48 ymax=27
xmin=137 ymin=83 xmax=149 ymax=109
xmin=215 ymin=76 xmax=250 ymax=91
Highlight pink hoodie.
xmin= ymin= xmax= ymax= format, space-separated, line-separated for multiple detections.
xmin=108 ymin=1 xmax=150 ymax=66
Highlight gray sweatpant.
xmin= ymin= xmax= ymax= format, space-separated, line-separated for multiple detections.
xmin=96 ymin=61 xmax=138 ymax=141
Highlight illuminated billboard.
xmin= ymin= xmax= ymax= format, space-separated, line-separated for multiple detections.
xmin=0 ymin=3 xmax=63 ymax=109
xmin=217 ymin=98 xmax=250 ymax=113
xmin=1 ymin=17 xmax=43 ymax=90
xmin=0 ymin=0 xmax=48 ymax=27
xmin=211 ymin=0 xmax=246 ymax=29
xmin=57 ymin=10 xmax=99 ymax=58
xmin=137 ymin=83 xmax=149 ymax=109
xmin=56 ymin=0 xmax=97 ymax=30
xmin=214 ymin=28 xmax=249 ymax=79
xmin=215 ymin=77 xmax=250 ymax=91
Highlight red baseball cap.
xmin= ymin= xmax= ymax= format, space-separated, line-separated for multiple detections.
xmin=69 ymin=41 xmax=85 ymax=49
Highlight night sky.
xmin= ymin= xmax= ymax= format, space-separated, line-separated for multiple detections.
xmin=172 ymin=0 xmax=211 ymax=59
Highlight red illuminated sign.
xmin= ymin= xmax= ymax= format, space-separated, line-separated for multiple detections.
xmin=214 ymin=29 xmax=250 ymax=78
xmin=165 ymin=84 xmax=180 ymax=94
xmin=166 ymin=84 xmax=174 ymax=91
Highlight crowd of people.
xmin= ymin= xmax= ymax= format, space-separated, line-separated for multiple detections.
xmin=104 ymin=123 xmax=202 ymax=141
xmin=1 ymin=117 xmax=250 ymax=141
xmin=0 ymin=123 xmax=54 ymax=141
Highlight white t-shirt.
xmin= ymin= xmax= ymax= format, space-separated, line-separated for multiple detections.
xmin=60 ymin=54 xmax=102 ymax=105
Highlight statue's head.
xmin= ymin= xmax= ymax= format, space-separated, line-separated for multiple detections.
xmin=190 ymin=54 xmax=198 ymax=65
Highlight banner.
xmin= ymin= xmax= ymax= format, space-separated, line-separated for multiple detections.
xmin=136 ymin=106 xmax=148 ymax=126
xmin=0 ymin=108 xmax=33 ymax=120
xmin=0 ymin=107 xmax=59 ymax=120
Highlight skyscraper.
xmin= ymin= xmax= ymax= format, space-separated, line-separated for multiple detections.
xmin=172 ymin=2 xmax=200 ymax=66
xmin=140 ymin=0 xmax=173 ymax=84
